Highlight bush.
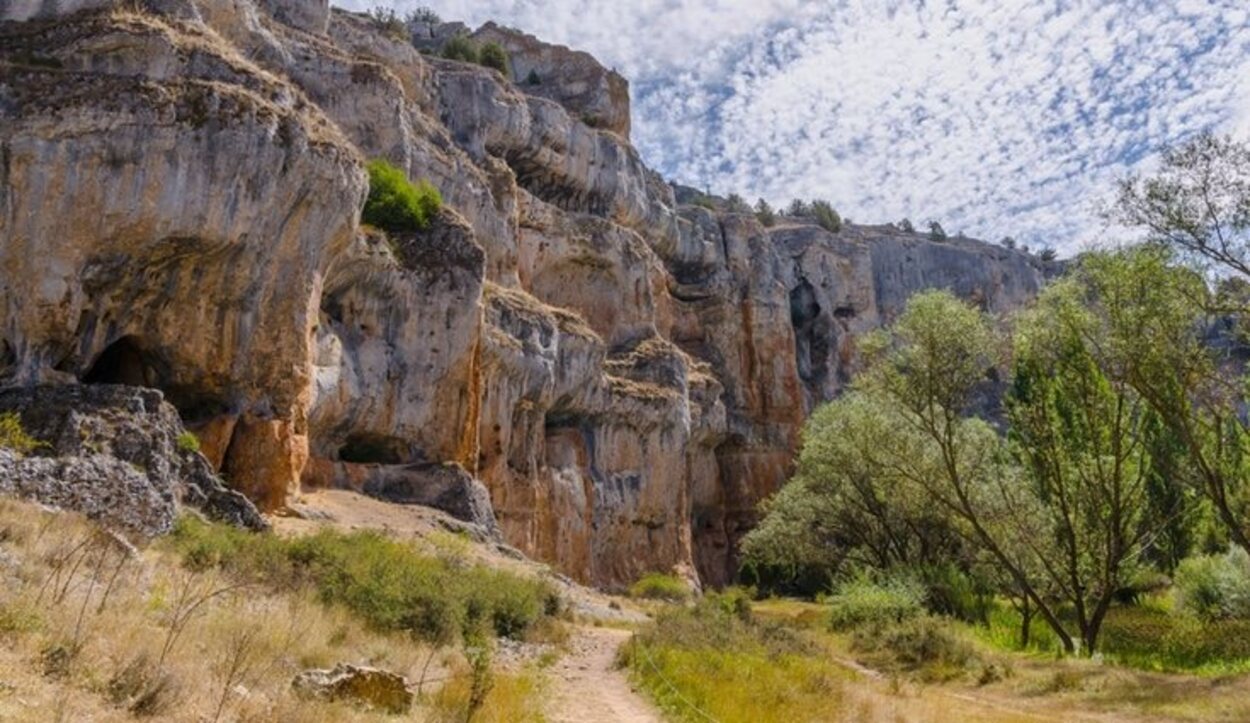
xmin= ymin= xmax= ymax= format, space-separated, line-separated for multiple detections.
xmin=754 ymin=198 xmax=776 ymax=227
xmin=928 ymin=221 xmax=947 ymax=241
xmin=852 ymin=615 xmax=976 ymax=679
xmin=827 ymin=575 xmax=925 ymax=631
xmin=1174 ymin=547 xmax=1250 ymax=621
xmin=441 ymin=35 xmax=479 ymax=63
xmin=0 ymin=412 xmax=42 ymax=455
xmin=175 ymin=431 xmax=200 ymax=454
xmin=362 ymin=160 xmax=441 ymax=233
xmin=810 ymin=200 xmax=841 ymax=233
xmin=367 ymin=6 xmax=407 ymax=41
xmin=478 ymin=42 xmax=509 ymax=74
xmin=406 ymin=6 xmax=440 ymax=24
xmin=629 ymin=572 xmax=691 ymax=603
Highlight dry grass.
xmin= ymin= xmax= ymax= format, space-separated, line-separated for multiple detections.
xmin=0 ymin=499 xmax=547 ymax=722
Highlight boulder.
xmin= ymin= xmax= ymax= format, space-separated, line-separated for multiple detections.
xmin=292 ymin=664 xmax=413 ymax=714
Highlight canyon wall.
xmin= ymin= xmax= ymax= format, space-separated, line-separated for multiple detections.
xmin=0 ymin=0 xmax=1053 ymax=587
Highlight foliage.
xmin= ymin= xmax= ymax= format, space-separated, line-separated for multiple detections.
xmin=754 ymin=198 xmax=776 ymax=227
xmin=724 ymin=193 xmax=748 ymax=212
xmin=629 ymin=572 xmax=691 ymax=603
xmin=827 ymin=575 xmax=925 ymax=631
xmin=809 ymin=199 xmax=841 ymax=233
xmin=786 ymin=198 xmax=811 ymax=217
xmin=0 ymin=412 xmax=42 ymax=455
xmin=1173 ymin=547 xmax=1250 ymax=621
xmin=406 ymin=6 xmax=441 ymax=24
xmin=175 ymin=432 xmax=200 ymax=454
xmin=367 ymin=6 xmax=407 ymax=41
xmin=622 ymin=593 xmax=841 ymax=723
xmin=899 ymin=218 xmax=915 ymax=233
xmin=1039 ymin=246 xmax=1058 ymax=261
xmin=441 ymin=34 xmax=480 ymax=63
xmin=850 ymin=615 xmax=978 ymax=680
xmin=928 ymin=220 xmax=947 ymax=240
xmin=478 ymin=42 xmax=509 ymax=74
xmin=362 ymin=159 xmax=441 ymax=233
xmin=166 ymin=517 xmax=559 ymax=643
xmin=1001 ymin=236 xmax=1016 ymax=249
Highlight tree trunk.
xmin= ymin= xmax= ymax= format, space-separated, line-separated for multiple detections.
xmin=1020 ymin=596 xmax=1032 ymax=649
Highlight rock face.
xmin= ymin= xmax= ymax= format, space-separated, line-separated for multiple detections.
xmin=0 ymin=0 xmax=1053 ymax=586
xmin=0 ymin=385 xmax=264 ymax=537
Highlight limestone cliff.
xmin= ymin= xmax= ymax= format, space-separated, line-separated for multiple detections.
xmin=0 ymin=0 xmax=1053 ymax=587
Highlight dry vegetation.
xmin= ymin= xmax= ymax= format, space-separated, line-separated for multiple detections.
xmin=0 ymin=499 xmax=550 ymax=722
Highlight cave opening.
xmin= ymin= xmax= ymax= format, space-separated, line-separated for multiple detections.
xmin=338 ymin=433 xmax=411 ymax=465
xmin=83 ymin=335 xmax=159 ymax=387
xmin=789 ymin=280 xmax=830 ymax=386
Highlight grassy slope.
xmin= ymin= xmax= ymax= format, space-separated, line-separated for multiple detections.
xmin=0 ymin=499 xmax=551 ymax=722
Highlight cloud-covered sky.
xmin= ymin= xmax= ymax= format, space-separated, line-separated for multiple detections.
xmin=339 ymin=1 xmax=1250 ymax=253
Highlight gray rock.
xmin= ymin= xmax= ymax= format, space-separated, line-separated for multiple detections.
xmin=292 ymin=664 xmax=413 ymax=714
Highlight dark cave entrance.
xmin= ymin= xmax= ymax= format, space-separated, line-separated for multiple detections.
xmin=83 ymin=336 xmax=160 ymax=388
xmin=789 ymin=279 xmax=830 ymax=387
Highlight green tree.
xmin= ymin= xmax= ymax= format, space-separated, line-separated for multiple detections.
xmin=787 ymin=199 xmax=811 ymax=217
xmin=441 ymin=35 xmax=479 ymax=63
xmin=478 ymin=42 xmax=509 ymax=74
xmin=754 ymin=198 xmax=777 ymax=227
xmin=362 ymin=159 xmax=441 ymax=233
xmin=928 ymin=221 xmax=947 ymax=241
xmin=725 ymin=193 xmax=748 ymax=213
xmin=811 ymin=199 xmax=842 ymax=233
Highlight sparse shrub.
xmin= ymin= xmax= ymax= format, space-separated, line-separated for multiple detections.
xmin=1000 ymin=236 xmax=1016 ymax=249
xmin=175 ymin=431 xmax=200 ymax=454
xmin=441 ymin=34 xmax=479 ymax=64
xmin=362 ymin=159 xmax=441 ymax=234
xmin=406 ymin=6 xmax=441 ymax=25
xmin=691 ymin=195 xmax=716 ymax=211
xmin=786 ymin=198 xmax=811 ymax=217
xmin=109 ymin=653 xmax=181 ymax=718
xmin=0 ymin=412 xmax=42 ymax=455
xmin=629 ymin=572 xmax=691 ymax=603
xmin=725 ymin=193 xmax=748 ymax=213
xmin=367 ymin=6 xmax=407 ymax=41
xmin=928 ymin=220 xmax=947 ymax=241
xmin=852 ymin=615 xmax=976 ymax=678
xmin=828 ymin=575 xmax=925 ymax=631
xmin=899 ymin=218 xmax=915 ymax=233
xmin=1039 ymin=246 xmax=1058 ymax=261
xmin=1174 ymin=547 xmax=1250 ymax=621
xmin=478 ymin=41 xmax=509 ymax=75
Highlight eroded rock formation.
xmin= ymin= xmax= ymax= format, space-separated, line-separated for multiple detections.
xmin=0 ymin=0 xmax=1053 ymax=587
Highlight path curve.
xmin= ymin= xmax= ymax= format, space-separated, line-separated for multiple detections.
xmin=547 ymin=626 xmax=662 ymax=723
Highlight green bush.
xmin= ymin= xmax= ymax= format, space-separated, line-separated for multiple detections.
xmin=362 ymin=160 xmax=441 ymax=233
xmin=1174 ymin=548 xmax=1250 ymax=621
xmin=478 ymin=42 xmax=509 ymax=74
xmin=629 ymin=572 xmax=691 ymax=603
xmin=810 ymin=199 xmax=841 ymax=233
xmin=827 ymin=575 xmax=925 ymax=631
xmin=175 ymin=431 xmax=200 ymax=454
xmin=166 ymin=516 xmax=558 ymax=643
xmin=852 ymin=615 xmax=976 ymax=678
xmin=1100 ymin=604 xmax=1250 ymax=672
xmin=441 ymin=35 xmax=479 ymax=64
xmin=0 ymin=413 xmax=42 ymax=455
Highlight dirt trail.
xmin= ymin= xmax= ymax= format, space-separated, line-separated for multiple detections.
xmin=546 ymin=626 xmax=662 ymax=723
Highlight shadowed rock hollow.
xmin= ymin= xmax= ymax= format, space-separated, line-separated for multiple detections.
xmin=0 ymin=0 xmax=1055 ymax=587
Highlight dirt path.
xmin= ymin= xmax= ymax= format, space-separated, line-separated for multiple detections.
xmin=546 ymin=626 xmax=662 ymax=723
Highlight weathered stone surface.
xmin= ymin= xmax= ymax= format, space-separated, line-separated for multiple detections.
xmin=0 ymin=385 xmax=264 ymax=536
xmin=292 ymin=664 xmax=412 ymax=714
xmin=472 ymin=21 xmax=632 ymax=139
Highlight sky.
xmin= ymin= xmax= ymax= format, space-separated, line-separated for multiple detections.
xmin=337 ymin=1 xmax=1250 ymax=254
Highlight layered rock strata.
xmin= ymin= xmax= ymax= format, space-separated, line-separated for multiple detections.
xmin=0 ymin=0 xmax=1052 ymax=586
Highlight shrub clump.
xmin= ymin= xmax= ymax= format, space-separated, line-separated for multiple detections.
xmin=362 ymin=160 xmax=441 ymax=233
xmin=0 ymin=412 xmax=42 ymax=455
xmin=1174 ymin=547 xmax=1250 ymax=621
xmin=167 ymin=517 xmax=559 ymax=644
xmin=478 ymin=42 xmax=509 ymax=74
xmin=827 ymin=575 xmax=925 ymax=631
xmin=629 ymin=572 xmax=691 ymax=603
xmin=175 ymin=431 xmax=200 ymax=454
xmin=441 ymin=35 xmax=479 ymax=63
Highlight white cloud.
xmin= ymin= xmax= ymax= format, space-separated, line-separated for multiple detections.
xmin=337 ymin=0 xmax=1250 ymax=254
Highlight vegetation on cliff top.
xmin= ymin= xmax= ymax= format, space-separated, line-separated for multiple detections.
xmin=362 ymin=159 xmax=441 ymax=234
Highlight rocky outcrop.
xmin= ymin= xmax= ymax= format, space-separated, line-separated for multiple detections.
xmin=0 ymin=0 xmax=1052 ymax=586
xmin=0 ymin=385 xmax=264 ymax=537
xmin=292 ymin=664 xmax=413 ymax=714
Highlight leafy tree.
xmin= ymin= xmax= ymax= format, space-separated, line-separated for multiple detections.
xmin=478 ymin=42 xmax=509 ymax=75
xmin=1116 ymin=132 xmax=1250 ymax=280
xmin=406 ymin=6 xmax=441 ymax=24
xmin=754 ymin=198 xmax=776 ymax=228
xmin=787 ymin=199 xmax=811 ymax=217
xmin=441 ymin=35 xmax=479 ymax=63
xmin=928 ymin=221 xmax=947 ymax=241
xmin=899 ymin=218 xmax=915 ymax=233
xmin=811 ymin=199 xmax=842 ymax=233
xmin=362 ymin=159 xmax=441 ymax=233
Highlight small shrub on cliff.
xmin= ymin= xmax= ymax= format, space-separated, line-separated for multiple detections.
xmin=441 ymin=34 xmax=480 ymax=64
xmin=367 ymin=6 xmax=408 ymax=41
xmin=629 ymin=572 xmax=691 ymax=603
xmin=406 ymin=6 xmax=441 ymax=25
xmin=755 ymin=198 xmax=777 ymax=227
xmin=362 ymin=159 xmax=441 ymax=233
xmin=810 ymin=199 xmax=842 ymax=233
xmin=175 ymin=431 xmax=200 ymax=454
xmin=0 ymin=412 xmax=42 ymax=455
xmin=478 ymin=42 xmax=510 ymax=75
